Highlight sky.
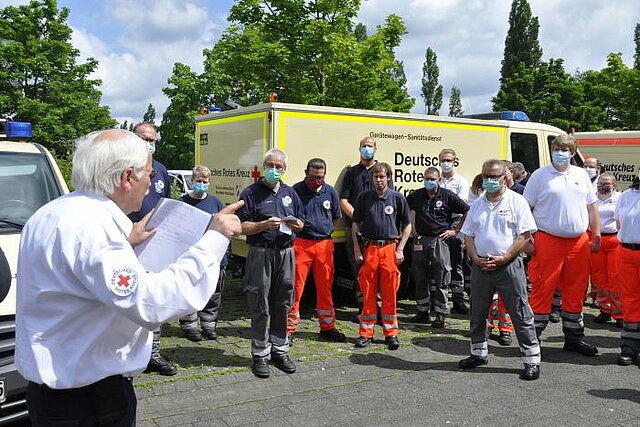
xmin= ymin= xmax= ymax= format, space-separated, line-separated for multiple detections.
xmin=3 ymin=0 xmax=640 ymax=126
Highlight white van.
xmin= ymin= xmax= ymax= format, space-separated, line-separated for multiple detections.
xmin=168 ymin=169 xmax=193 ymax=196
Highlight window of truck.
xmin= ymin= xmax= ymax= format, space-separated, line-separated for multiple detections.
xmin=510 ymin=132 xmax=540 ymax=173
xmin=0 ymin=152 xmax=63 ymax=231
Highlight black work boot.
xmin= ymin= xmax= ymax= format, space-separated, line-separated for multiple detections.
xmin=452 ymin=294 xmax=469 ymax=315
xmin=409 ymin=311 xmax=431 ymax=324
xmin=251 ymin=356 xmax=270 ymax=378
xmin=271 ymin=354 xmax=296 ymax=374
xmin=144 ymin=355 xmax=178 ymax=376
xmin=202 ymin=322 xmax=218 ymax=340
xmin=183 ymin=329 xmax=203 ymax=342
xmin=458 ymin=355 xmax=488 ymax=369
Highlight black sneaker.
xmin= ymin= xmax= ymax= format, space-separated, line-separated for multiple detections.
xmin=144 ymin=355 xmax=177 ymax=376
xmin=251 ymin=356 xmax=270 ymax=378
xmin=385 ymin=336 xmax=400 ymax=350
xmin=452 ymin=298 xmax=469 ymax=315
xmin=593 ymin=312 xmax=612 ymax=324
xmin=201 ymin=328 xmax=218 ymax=340
xmin=498 ymin=331 xmax=512 ymax=346
xmin=432 ymin=314 xmax=445 ymax=329
xmin=319 ymin=328 xmax=346 ymax=342
xmin=521 ymin=364 xmax=540 ymax=381
xmin=271 ymin=354 xmax=296 ymax=374
xmin=563 ymin=340 xmax=598 ymax=356
xmin=409 ymin=312 xmax=430 ymax=324
xmin=183 ymin=329 xmax=203 ymax=342
xmin=458 ymin=355 xmax=488 ymax=369
xmin=354 ymin=336 xmax=372 ymax=348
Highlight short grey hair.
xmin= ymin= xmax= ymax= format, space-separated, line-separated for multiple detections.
xmin=71 ymin=129 xmax=148 ymax=196
xmin=482 ymin=159 xmax=508 ymax=175
xmin=264 ymin=148 xmax=288 ymax=167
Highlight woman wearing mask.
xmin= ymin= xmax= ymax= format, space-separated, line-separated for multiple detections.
xmin=590 ymin=173 xmax=622 ymax=326
xmin=178 ymin=165 xmax=228 ymax=342
xmin=614 ymin=171 xmax=640 ymax=366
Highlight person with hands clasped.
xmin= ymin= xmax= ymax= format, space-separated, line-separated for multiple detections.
xmin=352 ymin=162 xmax=411 ymax=350
xmin=237 ymin=149 xmax=305 ymax=378
xmin=459 ymin=159 xmax=541 ymax=381
xmin=406 ymin=167 xmax=469 ymax=328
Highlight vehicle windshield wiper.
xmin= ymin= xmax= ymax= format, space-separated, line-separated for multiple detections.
xmin=0 ymin=218 xmax=25 ymax=230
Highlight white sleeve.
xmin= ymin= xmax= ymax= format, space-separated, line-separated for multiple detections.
xmin=460 ymin=203 xmax=477 ymax=237
xmin=457 ymin=176 xmax=470 ymax=202
xmin=74 ymin=222 xmax=228 ymax=330
xmin=522 ymin=171 xmax=539 ymax=207
xmin=515 ymin=194 xmax=537 ymax=235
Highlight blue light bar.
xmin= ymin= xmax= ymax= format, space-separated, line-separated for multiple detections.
xmin=6 ymin=121 xmax=33 ymax=138
xmin=499 ymin=111 xmax=530 ymax=121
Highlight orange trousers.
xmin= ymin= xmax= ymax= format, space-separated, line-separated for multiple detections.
xmin=529 ymin=232 xmax=590 ymax=315
xmin=618 ymin=246 xmax=640 ymax=323
xmin=487 ymin=293 xmax=513 ymax=333
xmin=287 ymin=238 xmax=336 ymax=334
xmin=591 ymin=234 xmax=622 ymax=319
xmin=358 ymin=243 xmax=399 ymax=338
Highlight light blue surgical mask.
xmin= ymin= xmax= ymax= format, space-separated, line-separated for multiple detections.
xmin=360 ymin=146 xmax=375 ymax=160
xmin=146 ymin=142 xmax=156 ymax=155
xmin=552 ymin=150 xmax=571 ymax=166
xmin=441 ymin=161 xmax=453 ymax=173
xmin=193 ymin=182 xmax=209 ymax=194
xmin=424 ymin=180 xmax=438 ymax=191
xmin=264 ymin=167 xmax=282 ymax=184
xmin=482 ymin=178 xmax=501 ymax=193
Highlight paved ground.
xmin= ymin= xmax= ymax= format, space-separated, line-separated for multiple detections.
xmin=135 ymin=279 xmax=640 ymax=426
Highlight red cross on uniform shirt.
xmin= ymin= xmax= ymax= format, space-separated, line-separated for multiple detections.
xmin=251 ymin=166 xmax=261 ymax=182
xmin=118 ymin=274 xmax=131 ymax=288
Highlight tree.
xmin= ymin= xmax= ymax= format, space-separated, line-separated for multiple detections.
xmin=493 ymin=0 xmax=542 ymax=111
xmin=421 ymin=47 xmax=443 ymax=115
xmin=120 ymin=120 xmax=129 ymax=129
xmin=0 ymin=0 xmax=115 ymax=155
xmin=199 ymin=0 xmax=413 ymax=111
xmin=634 ymin=22 xmax=640 ymax=71
xmin=143 ymin=103 xmax=156 ymax=124
xmin=448 ymin=86 xmax=463 ymax=117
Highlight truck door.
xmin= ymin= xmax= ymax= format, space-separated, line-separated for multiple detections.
xmin=510 ymin=132 xmax=541 ymax=173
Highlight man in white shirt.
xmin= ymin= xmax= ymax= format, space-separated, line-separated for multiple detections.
xmin=523 ymin=134 xmax=601 ymax=356
xmin=459 ymin=159 xmax=540 ymax=380
xmin=16 ymin=129 xmax=242 ymax=425
xmin=438 ymin=148 xmax=471 ymax=314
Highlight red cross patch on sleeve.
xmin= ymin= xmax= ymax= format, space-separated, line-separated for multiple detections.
xmin=110 ymin=267 xmax=139 ymax=297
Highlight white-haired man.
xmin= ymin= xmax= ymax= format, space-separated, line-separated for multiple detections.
xmin=16 ymin=129 xmax=242 ymax=425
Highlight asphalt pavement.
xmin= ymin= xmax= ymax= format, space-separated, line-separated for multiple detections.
xmin=134 ymin=279 xmax=640 ymax=426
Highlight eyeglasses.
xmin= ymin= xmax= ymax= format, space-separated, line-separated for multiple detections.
xmin=482 ymin=174 xmax=504 ymax=180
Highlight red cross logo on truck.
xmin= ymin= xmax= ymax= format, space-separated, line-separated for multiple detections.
xmin=251 ymin=166 xmax=261 ymax=182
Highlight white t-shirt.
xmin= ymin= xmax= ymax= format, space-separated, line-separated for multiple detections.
xmin=595 ymin=191 xmax=620 ymax=234
xmin=462 ymin=189 xmax=537 ymax=257
xmin=439 ymin=173 xmax=470 ymax=202
xmin=523 ymin=164 xmax=596 ymax=238
xmin=16 ymin=192 xmax=228 ymax=389
xmin=614 ymin=188 xmax=640 ymax=243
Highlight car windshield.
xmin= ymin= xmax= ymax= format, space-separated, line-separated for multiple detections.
xmin=0 ymin=152 xmax=63 ymax=231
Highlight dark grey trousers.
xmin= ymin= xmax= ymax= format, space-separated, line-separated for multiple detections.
xmin=469 ymin=257 xmax=541 ymax=365
xmin=244 ymin=246 xmax=295 ymax=358
xmin=179 ymin=269 xmax=226 ymax=332
xmin=412 ymin=235 xmax=451 ymax=315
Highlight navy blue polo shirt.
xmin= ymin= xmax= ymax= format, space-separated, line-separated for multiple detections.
xmin=406 ymin=187 xmax=469 ymax=236
xmin=352 ymin=189 xmax=410 ymax=240
xmin=237 ymin=178 xmax=305 ymax=246
xmin=293 ymin=181 xmax=341 ymax=239
xmin=340 ymin=162 xmax=394 ymax=227
xmin=510 ymin=183 xmax=525 ymax=195
xmin=128 ymin=159 xmax=171 ymax=222
xmin=180 ymin=193 xmax=228 ymax=267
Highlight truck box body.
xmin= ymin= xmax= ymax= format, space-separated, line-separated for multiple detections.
xmin=574 ymin=131 xmax=640 ymax=188
xmin=195 ymin=103 xmax=566 ymax=288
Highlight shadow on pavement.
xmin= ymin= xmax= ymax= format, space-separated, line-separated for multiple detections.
xmin=588 ymin=388 xmax=640 ymax=404
xmin=161 ymin=346 xmax=252 ymax=369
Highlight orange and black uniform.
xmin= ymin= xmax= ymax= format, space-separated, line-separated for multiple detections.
xmin=353 ymin=189 xmax=410 ymax=338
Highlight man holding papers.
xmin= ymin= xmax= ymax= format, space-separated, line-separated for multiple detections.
xmin=237 ymin=148 xmax=305 ymax=378
xmin=16 ymin=129 xmax=242 ymax=425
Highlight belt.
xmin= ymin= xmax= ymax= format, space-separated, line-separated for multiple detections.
xmin=364 ymin=238 xmax=397 ymax=247
xmin=300 ymin=236 xmax=331 ymax=241
xmin=601 ymin=232 xmax=618 ymax=236
xmin=251 ymin=242 xmax=292 ymax=250
xmin=621 ymin=242 xmax=640 ymax=251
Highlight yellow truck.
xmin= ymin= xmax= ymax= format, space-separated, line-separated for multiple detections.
xmin=574 ymin=130 xmax=640 ymax=188
xmin=0 ymin=120 xmax=69 ymax=423
xmin=195 ymin=102 xmax=569 ymax=289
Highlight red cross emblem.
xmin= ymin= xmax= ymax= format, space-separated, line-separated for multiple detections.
xmin=251 ymin=165 xmax=261 ymax=182
xmin=118 ymin=274 xmax=131 ymax=288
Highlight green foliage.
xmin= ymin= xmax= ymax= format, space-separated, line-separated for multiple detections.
xmin=448 ymin=86 xmax=463 ymax=117
xmin=143 ymin=103 xmax=156 ymax=124
xmin=421 ymin=47 xmax=443 ymax=115
xmin=0 ymin=0 xmax=116 ymax=157
xmin=634 ymin=23 xmax=640 ymax=71
xmin=499 ymin=0 xmax=542 ymax=78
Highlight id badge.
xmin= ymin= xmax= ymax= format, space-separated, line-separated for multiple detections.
xmin=413 ymin=244 xmax=423 ymax=251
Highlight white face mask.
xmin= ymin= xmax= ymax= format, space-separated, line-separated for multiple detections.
xmin=584 ymin=167 xmax=597 ymax=179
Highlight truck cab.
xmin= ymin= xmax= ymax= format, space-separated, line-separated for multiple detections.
xmin=0 ymin=121 xmax=69 ymax=423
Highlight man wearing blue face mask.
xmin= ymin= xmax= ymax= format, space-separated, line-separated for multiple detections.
xmin=340 ymin=136 xmax=393 ymax=320
xmin=438 ymin=148 xmax=471 ymax=315
xmin=407 ymin=167 xmax=469 ymax=327
xmin=523 ymin=134 xmax=601 ymax=357
xmin=178 ymin=165 xmax=227 ymax=342
xmin=128 ymin=121 xmax=176 ymax=377
xmin=237 ymin=149 xmax=305 ymax=378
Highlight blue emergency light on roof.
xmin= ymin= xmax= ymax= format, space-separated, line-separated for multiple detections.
xmin=209 ymin=106 xmax=222 ymax=113
xmin=7 ymin=121 xmax=33 ymax=138
xmin=499 ymin=111 xmax=530 ymax=121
